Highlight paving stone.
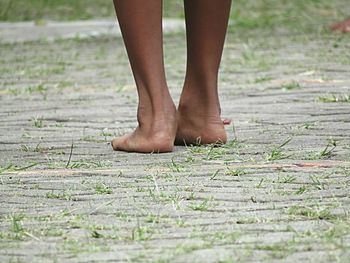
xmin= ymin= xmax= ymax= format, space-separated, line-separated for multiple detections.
xmin=0 ymin=21 xmax=349 ymax=262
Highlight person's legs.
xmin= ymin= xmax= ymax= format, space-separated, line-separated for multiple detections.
xmin=112 ymin=0 xmax=176 ymax=153
xmin=176 ymin=0 xmax=232 ymax=145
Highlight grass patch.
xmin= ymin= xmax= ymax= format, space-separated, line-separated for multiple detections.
xmin=0 ymin=0 xmax=183 ymax=21
xmin=307 ymin=138 xmax=337 ymax=160
xmin=11 ymin=215 xmax=24 ymax=236
xmin=67 ymin=160 xmax=112 ymax=169
xmin=167 ymin=156 xmax=187 ymax=172
xmin=1 ymin=0 xmax=346 ymax=37
xmin=26 ymin=84 xmax=47 ymax=94
xmin=295 ymin=185 xmax=308 ymax=195
xmin=287 ymin=205 xmax=336 ymax=220
xmin=186 ymin=139 xmax=241 ymax=162
xmin=0 ymin=163 xmax=38 ymax=174
xmin=281 ymin=81 xmax=301 ymax=91
xmin=95 ymin=183 xmax=112 ymax=194
xmin=31 ymin=116 xmax=44 ymax=128
xmin=265 ymin=137 xmax=292 ymax=161
xmin=0 ymin=0 xmax=114 ymax=21
xmin=277 ymin=175 xmax=296 ymax=184
xmin=229 ymin=0 xmax=345 ymax=34
xmin=46 ymin=190 xmax=72 ymax=201
xmin=130 ymin=225 xmax=153 ymax=241
xmin=316 ymin=94 xmax=350 ymax=103
xmin=254 ymin=75 xmax=273 ymax=83
xmin=225 ymin=167 xmax=247 ymax=176
xmin=188 ymin=199 xmax=210 ymax=212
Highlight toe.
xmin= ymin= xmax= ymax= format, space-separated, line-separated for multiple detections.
xmin=111 ymin=138 xmax=119 ymax=151
xmin=222 ymin=118 xmax=231 ymax=125
xmin=111 ymin=136 xmax=128 ymax=151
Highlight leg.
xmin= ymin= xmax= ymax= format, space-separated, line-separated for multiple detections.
xmin=112 ymin=0 xmax=176 ymax=153
xmin=176 ymin=0 xmax=232 ymax=145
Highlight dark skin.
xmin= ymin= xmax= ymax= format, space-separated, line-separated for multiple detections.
xmin=330 ymin=18 xmax=350 ymax=33
xmin=112 ymin=0 xmax=232 ymax=153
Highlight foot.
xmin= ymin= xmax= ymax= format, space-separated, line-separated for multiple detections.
xmin=175 ymin=104 xmax=227 ymax=146
xmin=330 ymin=18 xmax=350 ymax=33
xmin=112 ymin=104 xmax=177 ymax=153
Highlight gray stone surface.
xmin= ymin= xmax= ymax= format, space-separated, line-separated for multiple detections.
xmin=0 ymin=21 xmax=349 ymax=263
xmin=0 ymin=19 xmax=185 ymax=43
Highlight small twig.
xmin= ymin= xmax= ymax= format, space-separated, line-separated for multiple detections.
xmin=66 ymin=141 xmax=74 ymax=168
xmin=210 ymin=169 xmax=221 ymax=180
xmin=24 ymin=231 xmax=41 ymax=241
xmin=151 ymin=174 xmax=160 ymax=196
xmin=14 ymin=162 xmax=38 ymax=171
xmin=232 ymin=121 xmax=237 ymax=140
xmin=278 ymin=137 xmax=292 ymax=149
xmin=205 ymin=144 xmax=215 ymax=160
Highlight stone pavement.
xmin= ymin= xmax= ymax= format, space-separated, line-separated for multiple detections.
xmin=0 ymin=20 xmax=350 ymax=262
xmin=0 ymin=19 xmax=185 ymax=43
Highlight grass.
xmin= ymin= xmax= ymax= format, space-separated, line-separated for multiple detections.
xmin=256 ymin=178 xmax=264 ymax=188
xmin=290 ymin=220 xmax=350 ymax=252
xmin=295 ymin=185 xmax=308 ymax=195
xmin=91 ymin=230 xmax=103 ymax=239
xmin=281 ymin=81 xmax=301 ymax=91
xmin=168 ymin=156 xmax=186 ymax=172
xmin=309 ymin=175 xmax=326 ymax=190
xmin=307 ymin=138 xmax=337 ymax=160
xmin=254 ymin=241 xmax=295 ymax=260
xmin=237 ymin=42 xmax=271 ymax=70
xmin=0 ymin=163 xmax=38 ymax=174
xmin=0 ymin=0 xmax=347 ymax=36
xmin=316 ymin=94 xmax=350 ymax=103
xmin=0 ymin=0 xmax=183 ymax=21
xmin=31 ymin=116 xmax=44 ymax=128
xmin=46 ymin=190 xmax=72 ymax=201
xmin=0 ymin=215 xmax=61 ymax=241
xmin=186 ymin=139 xmax=241 ymax=162
xmin=210 ymin=169 xmax=221 ymax=180
xmin=95 ymin=182 xmax=113 ymax=194
xmin=298 ymin=122 xmax=317 ymax=130
xmin=0 ymin=0 xmax=113 ymax=21
xmin=67 ymin=160 xmax=112 ymax=169
xmin=277 ymin=175 xmax=296 ymax=184
xmin=130 ymin=225 xmax=153 ymax=241
xmin=80 ymin=135 xmax=105 ymax=143
xmin=225 ymin=167 xmax=247 ymax=176
xmin=230 ymin=0 xmax=347 ymax=34
xmin=254 ymin=75 xmax=273 ymax=83
xmin=26 ymin=84 xmax=47 ymax=94
xmin=265 ymin=137 xmax=292 ymax=161
xmin=19 ymin=143 xmax=49 ymax=153
xmin=188 ymin=199 xmax=210 ymax=211
xmin=11 ymin=215 xmax=24 ymax=234
xmin=287 ymin=205 xmax=336 ymax=220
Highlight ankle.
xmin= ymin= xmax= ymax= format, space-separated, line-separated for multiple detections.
xmin=138 ymin=91 xmax=176 ymax=118
xmin=179 ymin=83 xmax=220 ymax=117
xmin=137 ymin=103 xmax=176 ymax=134
xmin=178 ymin=99 xmax=221 ymax=119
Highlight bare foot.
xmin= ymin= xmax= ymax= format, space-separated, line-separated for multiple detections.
xmin=330 ymin=18 xmax=350 ymax=33
xmin=175 ymin=105 xmax=227 ymax=146
xmin=112 ymin=104 xmax=177 ymax=153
